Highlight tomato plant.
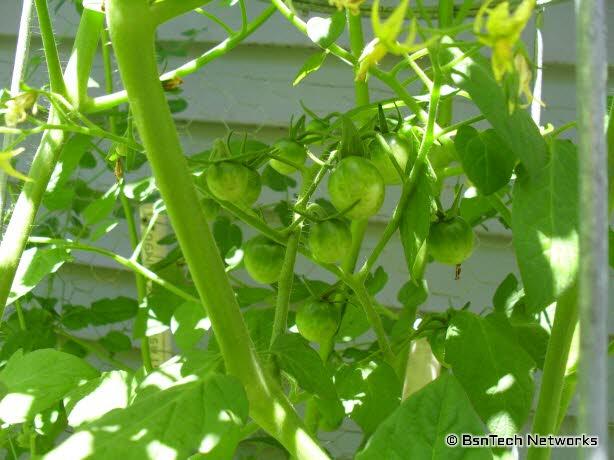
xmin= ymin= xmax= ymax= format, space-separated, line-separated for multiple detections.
xmin=0 ymin=0 xmax=607 ymax=459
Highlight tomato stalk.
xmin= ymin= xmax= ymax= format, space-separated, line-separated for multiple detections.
xmin=527 ymin=284 xmax=578 ymax=460
xmin=0 ymin=6 xmax=104 ymax=316
xmin=0 ymin=0 xmax=34 ymax=231
xmin=100 ymin=23 xmax=152 ymax=373
xmin=105 ymin=2 xmax=328 ymax=457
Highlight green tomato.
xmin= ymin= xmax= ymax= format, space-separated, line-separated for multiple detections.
xmin=270 ymin=139 xmax=307 ymax=175
xmin=369 ymin=133 xmax=416 ymax=185
xmin=244 ymin=235 xmax=285 ymax=284
xmin=429 ymin=142 xmax=457 ymax=171
xmin=309 ymin=219 xmax=352 ymax=264
xmin=242 ymin=168 xmax=262 ymax=207
xmin=201 ymin=198 xmax=220 ymax=220
xmin=206 ymin=162 xmax=249 ymax=202
xmin=428 ymin=216 xmax=474 ymax=265
xmin=296 ymin=301 xmax=339 ymax=344
xmin=328 ymin=156 xmax=385 ymax=220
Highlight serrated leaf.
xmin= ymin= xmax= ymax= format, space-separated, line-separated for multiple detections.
xmin=356 ymin=373 xmax=490 ymax=460
xmin=7 ymin=247 xmax=72 ymax=305
xmin=90 ymin=297 xmax=139 ymax=325
xmin=293 ymin=51 xmax=327 ymax=86
xmin=512 ymin=140 xmax=579 ymax=311
xmin=271 ymin=333 xmax=336 ymax=400
xmin=492 ymin=273 xmax=524 ymax=316
xmin=400 ymin=171 xmax=433 ymax=281
xmin=170 ymin=301 xmax=208 ymax=351
xmin=82 ymin=184 xmax=119 ymax=226
xmin=443 ymin=47 xmax=547 ymax=175
xmin=45 ymin=375 xmax=247 ymax=460
xmin=65 ymin=370 xmax=133 ymax=427
xmin=99 ymin=331 xmax=132 ymax=353
xmin=306 ymin=11 xmax=345 ymax=48
xmin=0 ymin=349 xmax=99 ymax=424
xmin=365 ymin=266 xmax=388 ymax=295
xmin=445 ymin=311 xmax=535 ymax=436
xmin=336 ymin=360 xmax=401 ymax=436
xmin=459 ymin=130 xmax=516 ymax=195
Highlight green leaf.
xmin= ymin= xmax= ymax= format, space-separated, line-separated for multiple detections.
xmin=293 ymin=51 xmax=327 ymax=86
xmin=445 ymin=311 xmax=535 ymax=436
xmin=7 ymin=247 xmax=72 ymax=306
xmin=170 ymin=301 xmax=208 ymax=351
xmin=235 ymin=286 xmax=273 ymax=307
xmin=336 ymin=301 xmax=370 ymax=342
xmin=356 ymin=373 xmax=490 ymax=460
xmin=459 ymin=130 xmax=516 ymax=195
xmin=512 ymin=140 xmax=579 ymax=311
xmin=213 ymin=217 xmax=242 ymax=260
xmin=45 ymin=375 xmax=248 ymax=460
xmin=492 ymin=273 xmax=524 ymax=316
xmin=243 ymin=307 xmax=275 ymax=353
xmin=1 ymin=309 xmax=56 ymax=360
xmin=444 ymin=48 xmax=547 ymax=175
xmin=365 ymin=266 xmax=388 ymax=295
xmin=0 ymin=349 xmax=99 ymax=424
xmin=400 ymin=171 xmax=433 ymax=281
xmin=262 ymin=164 xmax=296 ymax=191
xmin=99 ymin=331 xmax=132 ymax=353
xmin=82 ymin=184 xmax=119 ymax=226
xmin=306 ymin=11 xmax=345 ymax=48
xmin=271 ymin=333 xmax=336 ymax=400
xmin=90 ymin=297 xmax=139 ymax=325
xmin=47 ymin=134 xmax=91 ymax=194
xmin=65 ymin=370 xmax=133 ymax=427
xmin=336 ymin=360 xmax=401 ymax=436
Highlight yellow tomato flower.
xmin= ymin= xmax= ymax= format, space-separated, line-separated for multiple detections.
xmin=329 ymin=0 xmax=365 ymax=15
xmin=357 ymin=0 xmax=429 ymax=81
xmin=0 ymin=148 xmax=30 ymax=182
xmin=3 ymin=91 xmax=37 ymax=127
xmin=474 ymin=0 xmax=535 ymax=81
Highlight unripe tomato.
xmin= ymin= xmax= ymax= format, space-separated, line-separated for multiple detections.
xmin=429 ymin=142 xmax=457 ymax=171
xmin=309 ymin=219 xmax=352 ymax=264
xmin=369 ymin=133 xmax=416 ymax=184
xmin=328 ymin=157 xmax=385 ymax=220
xmin=270 ymin=139 xmax=307 ymax=175
xmin=206 ymin=162 xmax=250 ymax=202
xmin=428 ymin=216 xmax=474 ymax=265
xmin=242 ymin=168 xmax=262 ymax=207
xmin=296 ymin=301 xmax=339 ymax=344
xmin=244 ymin=235 xmax=285 ymax=284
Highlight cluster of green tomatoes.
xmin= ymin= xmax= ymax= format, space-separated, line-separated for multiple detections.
xmin=198 ymin=119 xmax=475 ymax=345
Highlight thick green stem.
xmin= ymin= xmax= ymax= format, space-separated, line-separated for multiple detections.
xmin=436 ymin=0 xmax=454 ymax=126
xmin=63 ymin=8 xmax=105 ymax=108
xmin=150 ymin=0 xmax=212 ymax=25
xmin=33 ymin=0 xmax=66 ymax=96
xmin=105 ymin=2 xmax=327 ymax=457
xmin=1 ymin=0 xmax=35 ymax=231
xmin=347 ymin=11 xmax=369 ymax=104
xmin=0 ymin=10 xmax=103 ymax=317
xmin=527 ymin=284 xmax=578 ymax=460
xmin=270 ymin=231 xmax=300 ymax=348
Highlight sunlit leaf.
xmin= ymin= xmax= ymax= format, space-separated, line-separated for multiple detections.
xmin=0 ymin=349 xmax=99 ymax=424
